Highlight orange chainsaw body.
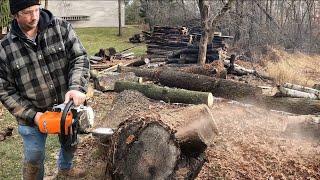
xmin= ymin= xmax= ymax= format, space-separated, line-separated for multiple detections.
xmin=38 ymin=111 xmax=73 ymax=134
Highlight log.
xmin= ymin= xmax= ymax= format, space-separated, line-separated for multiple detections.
xmin=160 ymin=104 xmax=219 ymax=155
xmin=106 ymin=117 xmax=181 ymax=180
xmin=277 ymin=86 xmax=319 ymax=99
xmin=256 ymin=96 xmax=320 ymax=115
xmin=94 ymin=72 xmax=142 ymax=91
xmin=114 ymin=81 xmax=214 ymax=107
xmin=105 ymin=105 xmax=218 ymax=179
xmin=167 ymin=64 xmax=217 ymax=76
xmin=282 ymin=83 xmax=320 ymax=96
xmin=118 ymin=66 xmax=262 ymax=101
xmin=91 ymin=64 xmax=113 ymax=70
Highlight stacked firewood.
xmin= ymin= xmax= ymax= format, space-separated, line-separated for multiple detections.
xmin=146 ymin=26 xmax=190 ymax=59
xmin=146 ymin=25 xmax=232 ymax=64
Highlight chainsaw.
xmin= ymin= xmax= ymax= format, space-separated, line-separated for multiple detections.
xmin=38 ymin=100 xmax=94 ymax=150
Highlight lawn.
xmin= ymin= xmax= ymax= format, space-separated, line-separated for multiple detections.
xmin=76 ymin=26 xmax=147 ymax=56
xmin=0 ymin=26 xmax=146 ymax=179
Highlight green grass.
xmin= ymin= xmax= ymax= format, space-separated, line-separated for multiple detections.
xmin=0 ymin=110 xmax=22 ymax=180
xmin=76 ymin=26 xmax=147 ymax=56
xmin=0 ymin=109 xmax=60 ymax=179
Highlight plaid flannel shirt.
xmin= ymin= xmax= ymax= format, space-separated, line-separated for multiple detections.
xmin=0 ymin=9 xmax=90 ymax=126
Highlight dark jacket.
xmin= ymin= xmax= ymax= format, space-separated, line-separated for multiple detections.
xmin=0 ymin=9 xmax=90 ymax=126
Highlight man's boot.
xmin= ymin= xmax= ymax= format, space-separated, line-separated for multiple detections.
xmin=57 ymin=167 xmax=86 ymax=178
xmin=23 ymin=163 xmax=40 ymax=180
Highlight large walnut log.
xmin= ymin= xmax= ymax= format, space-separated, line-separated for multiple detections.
xmin=160 ymin=104 xmax=219 ymax=155
xmin=114 ymin=81 xmax=214 ymax=106
xmin=118 ymin=66 xmax=262 ymax=101
xmin=105 ymin=91 xmax=218 ymax=179
xmin=106 ymin=117 xmax=181 ymax=180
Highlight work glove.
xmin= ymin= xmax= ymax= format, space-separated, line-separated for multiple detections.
xmin=64 ymin=90 xmax=86 ymax=106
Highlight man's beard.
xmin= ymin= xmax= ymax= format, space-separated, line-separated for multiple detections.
xmin=22 ymin=20 xmax=38 ymax=31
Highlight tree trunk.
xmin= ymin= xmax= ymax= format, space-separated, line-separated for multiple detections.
xmin=114 ymin=81 xmax=214 ymax=107
xmin=198 ymin=0 xmax=210 ymax=64
xmin=118 ymin=0 xmax=122 ymax=36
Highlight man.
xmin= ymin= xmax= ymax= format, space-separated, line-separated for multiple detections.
xmin=0 ymin=0 xmax=90 ymax=179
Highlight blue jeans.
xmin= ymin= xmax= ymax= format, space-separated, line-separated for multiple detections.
xmin=18 ymin=125 xmax=75 ymax=179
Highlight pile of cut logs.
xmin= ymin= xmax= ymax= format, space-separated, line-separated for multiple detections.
xmin=146 ymin=26 xmax=190 ymax=59
xmin=146 ymin=26 xmax=232 ymax=63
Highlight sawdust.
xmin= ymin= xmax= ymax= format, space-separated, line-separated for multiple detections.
xmin=197 ymin=102 xmax=320 ymax=179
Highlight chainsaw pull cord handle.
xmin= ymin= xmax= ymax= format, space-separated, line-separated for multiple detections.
xmin=60 ymin=99 xmax=74 ymax=137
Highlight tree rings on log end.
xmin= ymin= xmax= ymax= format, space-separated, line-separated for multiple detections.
xmin=109 ymin=115 xmax=180 ymax=180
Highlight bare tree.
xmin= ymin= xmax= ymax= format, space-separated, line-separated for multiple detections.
xmin=197 ymin=0 xmax=235 ymax=64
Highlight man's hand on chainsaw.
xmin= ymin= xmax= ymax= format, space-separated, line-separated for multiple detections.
xmin=64 ymin=90 xmax=86 ymax=106
xmin=34 ymin=112 xmax=43 ymax=126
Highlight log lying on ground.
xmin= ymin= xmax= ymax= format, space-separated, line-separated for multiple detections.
xmin=281 ymin=83 xmax=320 ymax=98
xmin=253 ymin=96 xmax=320 ymax=115
xmin=223 ymin=60 xmax=274 ymax=80
xmin=106 ymin=105 xmax=218 ymax=179
xmin=118 ymin=67 xmax=320 ymax=115
xmin=277 ymin=86 xmax=319 ymax=99
xmin=118 ymin=66 xmax=262 ymax=101
xmin=93 ymin=72 xmax=142 ymax=91
xmin=114 ymin=81 xmax=214 ymax=107
xmin=165 ymin=64 xmax=217 ymax=76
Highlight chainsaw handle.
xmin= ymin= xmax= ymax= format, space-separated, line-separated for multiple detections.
xmin=60 ymin=100 xmax=74 ymax=136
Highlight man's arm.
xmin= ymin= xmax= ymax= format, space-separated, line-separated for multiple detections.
xmin=62 ymin=20 xmax=90 ymax=95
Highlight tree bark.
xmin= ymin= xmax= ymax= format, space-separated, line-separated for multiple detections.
xmin=114 ymin=81 xmax=214 ymax=107
xmin=198 ymin=0 xmax=210 ymax=64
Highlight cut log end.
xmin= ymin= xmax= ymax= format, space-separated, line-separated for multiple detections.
xmin=109 ymin=117 xmax=180 ymax=180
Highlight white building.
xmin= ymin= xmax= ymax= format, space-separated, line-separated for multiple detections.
xmin=46 ymin=0 xmax=125 ymax=28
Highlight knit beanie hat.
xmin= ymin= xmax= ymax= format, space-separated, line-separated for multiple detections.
xmin=9 ymin=0 xmax=40 ymax=15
